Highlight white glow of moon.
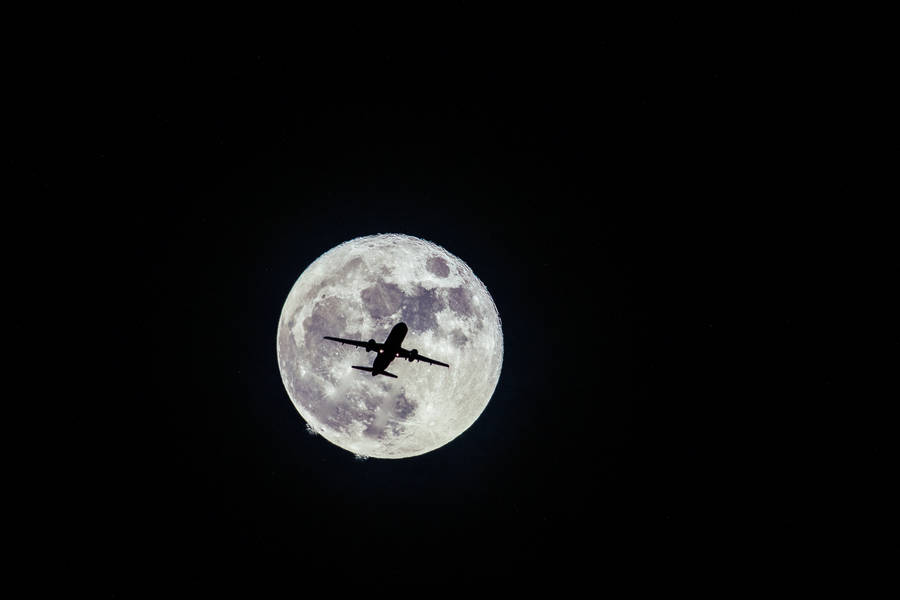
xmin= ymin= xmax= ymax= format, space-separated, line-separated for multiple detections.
xmin=276 ymin=234 xmax=503 ymax=459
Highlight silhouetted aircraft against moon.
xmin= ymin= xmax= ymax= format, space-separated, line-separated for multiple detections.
xmin=324 ymin=322 xmax=450 ymax=378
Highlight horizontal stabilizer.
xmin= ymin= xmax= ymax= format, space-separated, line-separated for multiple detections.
xmin=351 ymin=366 xmax=397 ymax=378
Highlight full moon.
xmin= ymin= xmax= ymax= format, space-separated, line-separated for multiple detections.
xmin=276 ymin=234 xmax=503 ymax=459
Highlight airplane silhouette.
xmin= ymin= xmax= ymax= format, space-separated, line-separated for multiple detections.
xmin=324 ymin=322 xmax=449 ymax=378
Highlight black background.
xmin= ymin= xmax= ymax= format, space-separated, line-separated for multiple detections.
xmin=28 ymin=37 xmax=816 ymax=590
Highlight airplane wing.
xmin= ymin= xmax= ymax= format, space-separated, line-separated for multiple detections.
xmin=323 ymin=336 xmax=381 ymax=351
xmin=416 ymin=354 xmax=449 ymax=367
xmin=398 ymin=348 xmax=450 ymax=368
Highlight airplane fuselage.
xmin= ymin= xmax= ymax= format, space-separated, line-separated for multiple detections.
xmin=371 ymin=322 xmax=408 ymax=374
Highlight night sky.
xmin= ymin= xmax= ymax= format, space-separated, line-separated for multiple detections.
xmin=43 ymin=39 xmax=811 ymax=589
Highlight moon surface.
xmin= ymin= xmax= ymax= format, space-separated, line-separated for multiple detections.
xmin=276 ymin=234 xmax=503 ymax=459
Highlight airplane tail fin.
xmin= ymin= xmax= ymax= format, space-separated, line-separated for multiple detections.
xmin=352 ymin=366 xmax=397 ymax=378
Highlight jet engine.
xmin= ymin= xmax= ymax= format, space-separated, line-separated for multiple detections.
xmin=407 ymin=349 xmax=419 ymax=362
xmin=365 ymin=339 xmax=377 ymax=352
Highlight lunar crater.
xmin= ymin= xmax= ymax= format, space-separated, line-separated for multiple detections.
xmin=449 ymin=328 xmax=469 ymax=346
xmin=361 ymin=280 xmax=405 ymax=319
xmin=446 ymin=286 xmax=475 ymax=316
xmin=401 ymin=285 xmax=443 ymax=332
xmin=426 ymin=256 xmax=450 ymax=277
xmin=302 ymin=296 xmax=348 ymax=351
